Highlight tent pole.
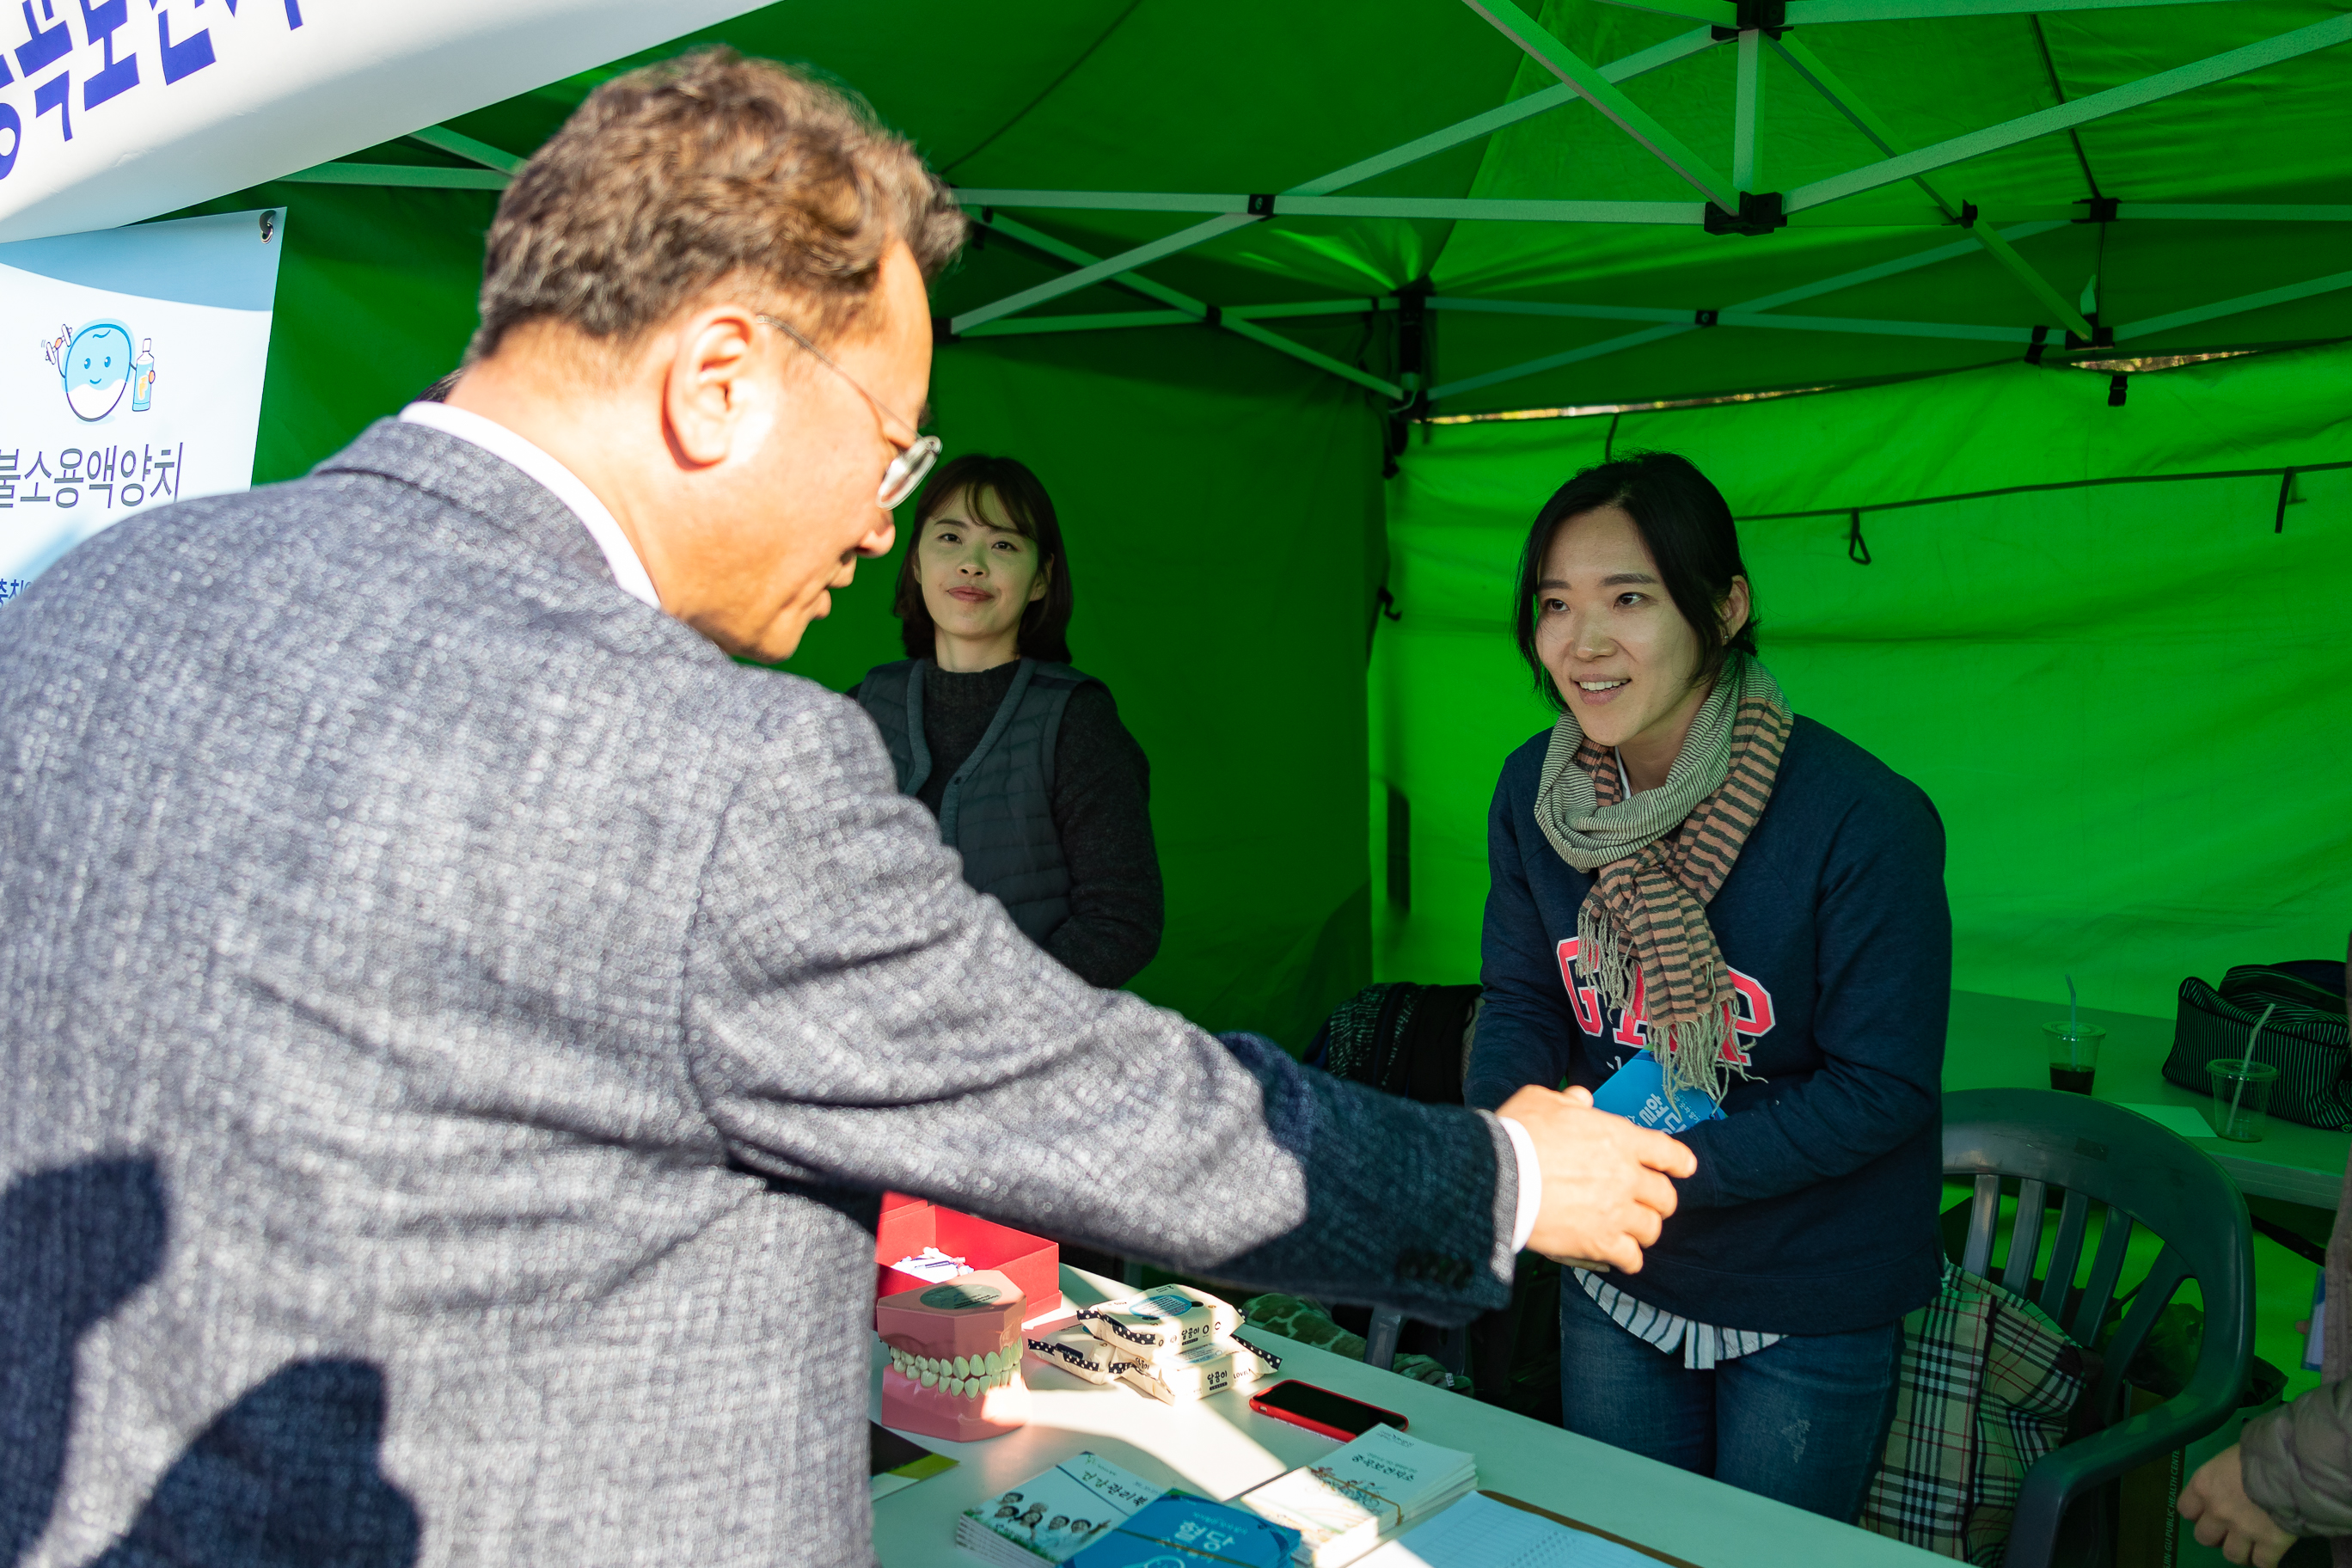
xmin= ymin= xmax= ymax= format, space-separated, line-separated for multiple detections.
xmin=1732 ymin=29 xmax=1764 ymax=193
xmin=1424 ymin=220 xmax=2066 ymax=402
xmin=407 ymin=126 xmax=524 ymax=175
xmin=947 ymin=213 xmax=1262 ymax=334
xmin=1436 ymin=296 xmax=2033 ymax=344
xmin=1785 ymin=0 xmax=2247 ymax=21
xmin=1785 ymin=13 xmax=2352 ymax=214
xmin=1429 ymin=324 xmax=1698 ymax=402
xmin=946 ymin=27 xmax=1722 ymax=333
xmin=950 ymin=192 xmax=1707 ymax=224
xmin=2112 ymin=266 xmax=2352 ymax=341
xmin=1773 ymin=34 xmax=2089 ymax=335
xmin=962 ymin=211 xmax=1404 ymax=399
xmin=1460 ymin=0 xmax=1737 ymax=207
xmin=1770 ymin=35 xmax=1959 ymax=221
xmin=1969 ymin=223 xmax=2095 ymax=340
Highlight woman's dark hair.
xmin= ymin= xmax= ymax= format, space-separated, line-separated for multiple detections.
xmin=893 ymin=454 xmax=1075 ymax=665
xmin=1512 ymin=450 xmax=1760 ymax=712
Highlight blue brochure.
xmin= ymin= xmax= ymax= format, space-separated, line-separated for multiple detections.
xmin=1067 ymin=1493 xmax=1302 ymax=1568
xmin=1592 ymin=1051 xmax=1724 ymax=1135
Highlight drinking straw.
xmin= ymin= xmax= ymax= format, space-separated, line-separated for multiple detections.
xmin=2221 ymin=1001 xmax=2281 ymax=1138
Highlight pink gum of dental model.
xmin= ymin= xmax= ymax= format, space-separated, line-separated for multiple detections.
xmin=876 ymin=1270 xmax=1032 ymax=1442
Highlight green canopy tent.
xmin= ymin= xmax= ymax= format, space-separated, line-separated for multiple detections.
xmin=165 ymin=0 xmax=2349 ymax=1048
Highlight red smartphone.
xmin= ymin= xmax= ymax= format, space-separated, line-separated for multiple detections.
xmin=1246 ymin=1380 xmax=1406 ymax=1440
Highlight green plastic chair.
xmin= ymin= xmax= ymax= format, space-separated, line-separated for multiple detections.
xmin=1942 ymin=1087 xmax=2255 ymax=1568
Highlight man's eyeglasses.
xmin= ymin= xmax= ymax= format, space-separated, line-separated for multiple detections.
xmin=756 ymin=312 xmax=941 ymax=510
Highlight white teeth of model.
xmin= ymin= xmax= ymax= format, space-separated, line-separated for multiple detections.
xmin=920 ymin=1366 xmax=937 ymax=1387
xmin=959 ymin=1356 xmax=975 ymax=1378
xmin=983 ymin=1350 xmax=1001 ymax=1374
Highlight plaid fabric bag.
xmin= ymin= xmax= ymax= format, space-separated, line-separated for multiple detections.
xmin=1859 ymin=1262 xmax=2088 ymax=1565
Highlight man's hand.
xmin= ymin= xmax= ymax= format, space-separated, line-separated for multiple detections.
xmin=2179 ymin=1444 xmax=2298 ymax=1568
xmin=1498 ymin=1084 xmax=1696 ymax=1275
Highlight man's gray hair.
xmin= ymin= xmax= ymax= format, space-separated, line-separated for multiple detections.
xmin=470 ymin=47 xmax=965 ymax=363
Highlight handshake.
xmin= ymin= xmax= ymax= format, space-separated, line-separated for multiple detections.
xmin=1498 ymin=1084 xmax=1698 ymax=1274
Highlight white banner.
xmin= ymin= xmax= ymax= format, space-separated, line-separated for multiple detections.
xmin=0 ymin=0 xmax=766 ymax=243
xmin=1 ymin=208 xmax=280 ymax=603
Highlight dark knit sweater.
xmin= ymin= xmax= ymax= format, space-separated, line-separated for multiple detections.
xmin=1467 ymin=715 xmax=1951 ymax=1335
xmin=911 ymin=660 xmax=1162 ymax=989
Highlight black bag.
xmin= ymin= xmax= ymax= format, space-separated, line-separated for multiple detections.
xmin=1307 ymin=981 xmax=1481 ymax=1106
xmin=2162 ymin=960 xmax=2350 ymax=1130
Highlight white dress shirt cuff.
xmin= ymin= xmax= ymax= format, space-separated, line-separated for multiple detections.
xmin=1497 ymin=1115 xmax=1543 ymax=1255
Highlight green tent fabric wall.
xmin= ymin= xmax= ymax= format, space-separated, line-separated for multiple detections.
xmin=177 ymin=177 xmax=1389 ymax=1051
xmin=1373 ymin=340 xmax=2352 ymax=1017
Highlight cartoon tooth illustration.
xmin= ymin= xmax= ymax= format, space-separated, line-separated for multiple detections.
xmin=52 ymin=321 xmax=136 ymax=422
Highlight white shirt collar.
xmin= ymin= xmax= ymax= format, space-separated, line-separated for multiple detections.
xmin=398 ymin=401 xmax=661 ymax=609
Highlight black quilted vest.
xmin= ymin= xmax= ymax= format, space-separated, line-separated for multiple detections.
xmin=855 ymin=657 xmax=1096 ymax=944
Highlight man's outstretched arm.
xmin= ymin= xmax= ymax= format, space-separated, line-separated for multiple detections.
xmin=683 ymin=707 xmax=1687 ymax=1320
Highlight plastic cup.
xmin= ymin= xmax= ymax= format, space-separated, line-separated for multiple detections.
xmin=2043 ymin=1022 xmax=2106 ymax=1095
xmin=2208 ymin=1058 xmax=2280 ymax=1142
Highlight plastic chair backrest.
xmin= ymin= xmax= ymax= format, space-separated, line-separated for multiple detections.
xmin=1942 ymin=1088 xmax=2254 ymax=1568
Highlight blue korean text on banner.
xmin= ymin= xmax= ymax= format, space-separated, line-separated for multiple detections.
xmin=1592 ymin=1053 xmax=1725 ymax=1136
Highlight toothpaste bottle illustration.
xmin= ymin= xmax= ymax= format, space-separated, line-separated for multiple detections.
xmin=132 ymin=340 xmax=157 ymax=412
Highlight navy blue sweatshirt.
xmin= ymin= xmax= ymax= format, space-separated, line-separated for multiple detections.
xmin=1467 ymin=715 xmax=1951 ymax=1336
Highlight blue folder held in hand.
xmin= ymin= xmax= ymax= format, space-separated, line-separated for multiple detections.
xmin=1591 ymin=1051 xmax=1724 ymax=1135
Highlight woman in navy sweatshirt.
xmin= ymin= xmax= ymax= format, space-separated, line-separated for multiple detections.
xmin=1465 ymin=451 xmax=1950 ymax=1522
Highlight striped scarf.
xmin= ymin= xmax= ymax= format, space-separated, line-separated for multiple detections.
xmin=1529 ymin=653 xmax=1792 ymax=1102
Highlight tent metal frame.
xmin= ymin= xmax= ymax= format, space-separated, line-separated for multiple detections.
xmin=275 ymin=2 xmax=2352 ymax=411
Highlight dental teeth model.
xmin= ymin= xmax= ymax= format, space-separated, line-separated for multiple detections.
xmin=876 ymin=1269 xmax=1032 ymax=1442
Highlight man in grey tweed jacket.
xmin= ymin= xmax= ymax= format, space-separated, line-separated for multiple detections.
xmin=0 ymin=52 xmax=1692 ymax=1568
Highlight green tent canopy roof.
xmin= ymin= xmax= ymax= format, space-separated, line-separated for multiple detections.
xmin=293 ymin=0 xmax=2352 ymax=415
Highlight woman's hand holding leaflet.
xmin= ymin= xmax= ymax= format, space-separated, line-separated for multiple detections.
xmin=1498 ymin=1084 xmax=1696 ymax=1275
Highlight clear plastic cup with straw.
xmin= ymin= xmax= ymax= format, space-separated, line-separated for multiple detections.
xmin=2043 ymin=974 xmax=2104 ymax=1095
xmin=2209 ymin=1001 xmax=2282 ymax=1142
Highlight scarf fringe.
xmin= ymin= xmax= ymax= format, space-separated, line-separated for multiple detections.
xmin=1575 ymin=896 xmax=1753 ymax=1103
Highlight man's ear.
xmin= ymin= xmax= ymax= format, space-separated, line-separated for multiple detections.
xmin=662 ymin=306 xmax=763 ymax=469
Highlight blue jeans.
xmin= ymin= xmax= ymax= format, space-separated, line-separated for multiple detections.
xmin=1559 ymin=1280 xmax=1902 ymax=1522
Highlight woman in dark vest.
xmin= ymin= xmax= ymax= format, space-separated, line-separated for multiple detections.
xmin=854 ymin=455 xmax=1162 ymax=989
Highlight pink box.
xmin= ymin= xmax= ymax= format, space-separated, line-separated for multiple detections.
xmin=873 ymin=1194 xmax=1061 ymax=1320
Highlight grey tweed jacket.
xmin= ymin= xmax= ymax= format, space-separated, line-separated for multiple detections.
xmin=0 ymin=421 xmax=1518 ymax=1568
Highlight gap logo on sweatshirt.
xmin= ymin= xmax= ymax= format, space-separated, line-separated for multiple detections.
xmin=1554 ymin=936 xmax=1776 ymax=1067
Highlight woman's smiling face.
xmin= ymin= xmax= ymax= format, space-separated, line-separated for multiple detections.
xmin=916 ymin=486 xmax=1049 ymax=658
xmin=1534 ymin=503 xmax=1743 ymax=756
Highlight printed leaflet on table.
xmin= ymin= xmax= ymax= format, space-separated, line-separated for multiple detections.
xmin=956 ymin=1451 xmax=1164 ymax=1566
xmin=1068 ymin=1494 xmax=1302 ymax=1568
xmin=1237 ymin=1424 xmax=1476 ymax=1567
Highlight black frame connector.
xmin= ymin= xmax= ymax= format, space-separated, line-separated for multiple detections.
xmin=1694 ymin=309 xmax=1720 ymax=328
xmin=2075 ymin=196 xmax=2120 ymax=224
xmin=1704 ymin=190 xmax=1786 ymax=236
xmin=1247 ymin=193 xmax=1277 ymax=218
xmin=1711 ymin=0 xmax=1787 ymax=38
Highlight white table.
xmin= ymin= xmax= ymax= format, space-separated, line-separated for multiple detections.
xmin=870 ymin=1265 xmax=1945 ymax=1568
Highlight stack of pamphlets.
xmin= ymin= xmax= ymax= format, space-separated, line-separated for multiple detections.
xmin=1073 ymin=1286 xmax=1277 ymax=1404
xmin=1068 ymin=1493 xmax=1302 ymax=1568
xmin=1236 ymin=1424 xmax=1476 ymax=1568
xmin=957 ymin=1451 xmax=1165 ymax=1565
